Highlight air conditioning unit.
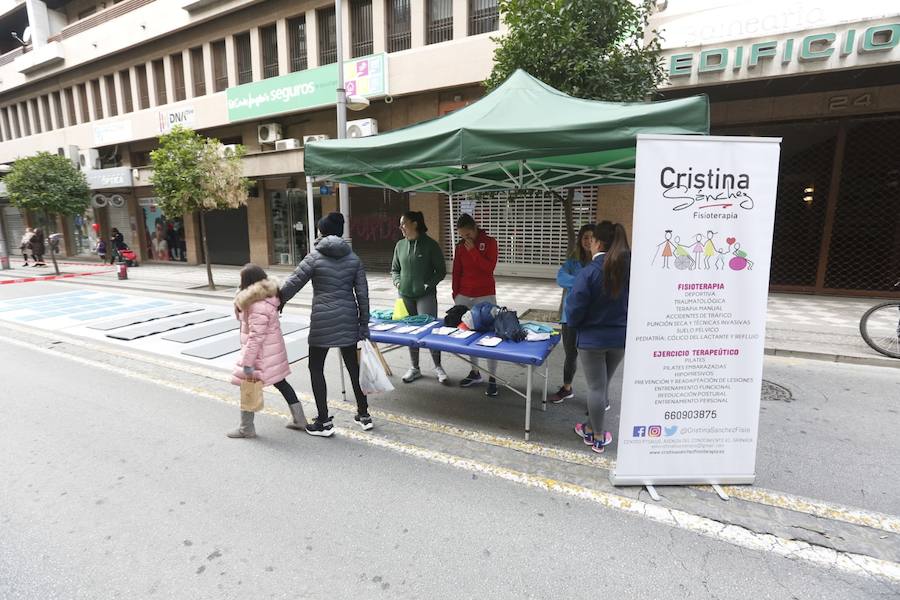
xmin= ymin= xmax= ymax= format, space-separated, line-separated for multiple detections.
xmin=302 ymin=134 xmax=330 ymax=146
xmin=220 ymin=144 xmax=240 ymax=156
xmin=57 ymin=145 xmax=79 ymax=167
xmin=347 ymin=118 xmax=378 ymax=138
xmin=78 ymin=148 xmax=100 ymax=171
xmin=275 ymin=138 xmax=301 ymax=151
xmin=258 ymin=123 xmax=282 ymax=144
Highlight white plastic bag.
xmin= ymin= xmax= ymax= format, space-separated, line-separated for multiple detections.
xmin=359 ymin=340 xmax=395 ymax=396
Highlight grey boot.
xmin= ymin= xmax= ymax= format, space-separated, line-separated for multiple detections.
xmin=286 ymin=402 xmax=308 ymax=430
xmin=226 ymin=411 xmax=257 ymax=438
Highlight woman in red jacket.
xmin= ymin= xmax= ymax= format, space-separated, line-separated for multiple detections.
xmin=452 ymin=213 xmax=501 ymax=396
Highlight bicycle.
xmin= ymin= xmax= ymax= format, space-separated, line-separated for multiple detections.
xmin=859 ymin=279 xmax=900 ymax=359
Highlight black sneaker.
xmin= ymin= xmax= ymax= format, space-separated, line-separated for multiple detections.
xmin=305 ymin=417 xmax=335 ymax=437
xmin=485 ymin=378 xmax=498 ymax=397
xmin=550 ymin=386 xmax=574 ymax=404
xmin=460 ymin=370 xmax=483 ymax=387
xmin=354 ymin=413 xmax=374 ymax=431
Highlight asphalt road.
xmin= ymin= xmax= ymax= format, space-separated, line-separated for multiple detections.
xmin=2 ymin=340 xmax=897 ymax=599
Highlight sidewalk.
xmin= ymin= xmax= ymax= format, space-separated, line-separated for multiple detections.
xmin=4 ymin=260 xmax=896 ymax=367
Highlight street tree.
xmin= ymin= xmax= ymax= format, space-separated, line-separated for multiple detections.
xmin=486 ymin=0 xmax=666 ymax=255
xmin=5 ymin=151 xmax=91 ymax=275
xmin=150 ymin=126 xmax=252 ymax=290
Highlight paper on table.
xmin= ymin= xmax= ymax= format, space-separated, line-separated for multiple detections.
xmin=412 ymin=322 xmax=439 ymax=334
xmin=393 ymin=325 xmax=418 ymax=334
xmin=434 ymin=326 xmax=457 ymax=335
xmin=477 ymin=336 xmax=503 ymax=347
xmin=371 ymin=323 xmax=398 ymax=331
xmin=450 ymin=330 xmax=476 ymax=339
xmin=525 ymin=331 xmax=551 ymax=342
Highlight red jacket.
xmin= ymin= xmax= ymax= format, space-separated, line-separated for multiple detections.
xmin=452 ymin=230 xmax=498 ymax=299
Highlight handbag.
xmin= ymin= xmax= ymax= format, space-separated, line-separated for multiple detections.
xmin=240 ymin=379 xmax=264 ymax=412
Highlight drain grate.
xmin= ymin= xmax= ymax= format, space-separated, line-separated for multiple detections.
xmin=761 ymin=380 xmax=793 ymax=402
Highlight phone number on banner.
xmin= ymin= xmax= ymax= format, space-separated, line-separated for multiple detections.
xmin=664 ymin=410 xmax=718 ymax=421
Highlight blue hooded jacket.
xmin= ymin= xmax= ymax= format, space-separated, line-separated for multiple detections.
xmin=556 ymin=257 xmax=587 ymax=324
xmin=567 ymin=253 xmax=630 ymax=349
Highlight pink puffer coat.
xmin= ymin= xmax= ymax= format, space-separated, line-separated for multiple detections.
xmin=230 ymin=278 xmax=291 ymax=386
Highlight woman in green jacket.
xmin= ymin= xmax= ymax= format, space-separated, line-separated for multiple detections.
xmin=391 ymin=211 xmax=448 ymax=384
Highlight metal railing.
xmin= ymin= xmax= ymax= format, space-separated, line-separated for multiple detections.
xmin=288 ymin=15 xmax=308 ymax=72
xmin=261 ymin=24 xmax=279 ymax=79
xmin=350 ymin=0 xmax=373 ymax=58
xmin=386 ymin=0 xmax=411 ymax=52
xmin=235 ymin=32 xmax=252 ymax=85
xmin=468 ymin=0 xmax=498 ymax=35
xmin=426 ymin=0 xmax=453 ymax=45
xmin=317 ymin=6 xmax=337 ymax=65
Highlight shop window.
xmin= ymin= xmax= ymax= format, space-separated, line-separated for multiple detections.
xmin=350 ymin=0 xmax=373 ymax=58
xmin=135 ymin=65 xmax=150 ymax=109
xmin=152 ymin=59 xmax=167 ymax=105
xmin=468 ymin=0 xmax=498 ymax=35
xmin=212 ymin=39 xmax=228 ymax=91
xmin=171 ymin=52 xmax=186 ymax=101
xmin=235 ymin=31 xmax=252 ymax=85
xmin=105 ymin=75 xmax=118 ymax=116
xmin=271 ymin=189 xmax=318 ymax=265
xmin=288 ymin=15 xmax=308 ymax=72
xmin=70 ymin=209 xmax=100 ymax=257
xmin=191 ymin=46 xmax=206 ymax=96
xmin=119 ymin=70 xmax=134 ymax=113
xmin=386 ymin=0 xmax=411 ymax=53
xmin=142 ymin=199 xmax=187 ymax=262
xmin=317 ymin=6 xmax=337 ymax=65
xmin=426 ymin=0 xmax=453 ymax=44
xmin=260 ymin=24 xmax=279 ymax=79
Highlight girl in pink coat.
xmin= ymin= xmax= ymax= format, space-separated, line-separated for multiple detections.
xmin=227 ymin=264 xmax=306 ymax=438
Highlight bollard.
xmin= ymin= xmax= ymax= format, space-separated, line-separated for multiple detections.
xmin=117 ymin=263 xmax=128 ymax=280
xmin=0 ymin=255 xmax=9 ymax=270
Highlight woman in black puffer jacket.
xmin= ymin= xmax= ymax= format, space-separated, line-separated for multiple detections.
xmin=280 ymin=212 xmax=372 ymax=437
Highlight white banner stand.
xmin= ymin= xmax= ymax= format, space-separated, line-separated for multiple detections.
xmin=610 ymin=134 xmax=782 ymax=489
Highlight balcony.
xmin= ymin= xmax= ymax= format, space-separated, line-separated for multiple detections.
xmin=14 ymin=41 xmax=63 ymax=74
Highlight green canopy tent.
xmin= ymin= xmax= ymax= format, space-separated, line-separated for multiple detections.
xmin=303 ymin=69 xmax=710 ymax=194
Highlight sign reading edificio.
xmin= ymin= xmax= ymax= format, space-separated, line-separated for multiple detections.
xmin=226 ymin=54 xmax=387 ymax=123
xmin=611 ymin=134 xmax=781 ymax=487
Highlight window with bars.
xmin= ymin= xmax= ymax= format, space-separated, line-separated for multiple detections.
xmin=41 ymin=95 xmax=53 ymax=130
xmin=152 ymin=59 xmax=167 ymax=105
xmin=105 ymin=75 xmax=118 ymax=116
xmin=350 ymin=0 xmax=373 ymax=57
xmin=171 ymin=52 xmax=186 ymax=101
xmin=441 ymin=188 xmax=598 ymax=270
xmin=386 ymin=0 xmax=411 ymax=52
xmin=260 ymin=24 xmax=279 ymax=79
xmin=77 ymin=84 xmax=90 ymax=122
xmin=52 ymin=91 xmax=64 ymax=126
xmin=64 ymin=88 xmax=76 ymax=125
xmin=211 ymin=40 xmax=228 ymax=92
xmin=119 ymin=69 xmax=133 ymax=113
xmin=288 ymin=15 xmax=308 ymax=72
xmin=135 ymin=64 xmax=150 ymax=109
xmin=468 ymin=0 xmax=498 ymax=35
xmin=91 ymin=79 xmax=103 ymax=119
xmin=317 ymin=6 xmax=337 ymax=65
xmin=190 ymin=46 xmax=206 ymax=96
xmin=426 ymin=0 xmax=453 ymax=44
xmin=235 ymin=31 xmax=252 ymax=84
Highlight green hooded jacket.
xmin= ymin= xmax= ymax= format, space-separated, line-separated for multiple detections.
xmin=391 ymin=234 xmax=446 ymax=299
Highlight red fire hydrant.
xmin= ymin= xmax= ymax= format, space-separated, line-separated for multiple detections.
xmin=117 ymin=263 xmax=128 ymax=280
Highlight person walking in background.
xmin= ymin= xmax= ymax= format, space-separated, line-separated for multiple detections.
xmin=227 ymin=264 xmax=307 ymax=438
xmin=19 ymin=228 xmax=34 ymax=267
xmin=109 ymin=228 xmax=125 ymax=264
xmin=392 ymin=211 xmax=448 ymax=385
xmin=567 ymin=221 xmax=631 ymax=454
xmin=31 ymin=228 xmax=47 ymax=267
xmin=551 ymin=223 xmax=595 ymax=404
xmin=280 ymin=212 xmax=373 ymax=436
xmin=451 ymin=213 xmax=500 ymax=397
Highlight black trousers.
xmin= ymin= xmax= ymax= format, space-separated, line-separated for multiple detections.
xmin=308 ymin=345 xmax=368 ymax=421
xmin=561 ymin=324 xmax=579 ymax=385
xmin=272 ymin=379 xmax=299 ymax=405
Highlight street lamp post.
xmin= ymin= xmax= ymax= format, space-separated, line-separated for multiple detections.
xmin=334 ymin=0 xmax=350 ymax=244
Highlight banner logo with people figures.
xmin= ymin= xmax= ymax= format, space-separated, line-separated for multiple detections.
xmin=653 ymin=230 xmax=754 ymax=271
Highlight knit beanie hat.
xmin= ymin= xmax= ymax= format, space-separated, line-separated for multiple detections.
xmin=317 ymin=212 xmax=344 ymax=237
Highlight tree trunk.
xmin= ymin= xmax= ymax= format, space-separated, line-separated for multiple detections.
xmin=200 ymin=211 xmax=215 ymax=290
xmin=552 ymin=189 xmax=577 ymax=322
xmin=46 ymin=211 xmax=60 ymax=275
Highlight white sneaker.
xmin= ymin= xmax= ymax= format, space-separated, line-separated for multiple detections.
xmin=402 ymin=367 xmax=422 ymax=383
xmin=434 ymin=366 xmax=449 ymax=384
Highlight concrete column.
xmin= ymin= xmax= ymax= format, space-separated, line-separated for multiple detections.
xmin=114 ymin=71 xmax=127 ymax=113
xmin=372 ymin=0 xmax=386 ymax=54
xmin=203 ymin=42 xmax=215 ymax=94
xmin=250 ymin=27 xmax=262 ymax=81
xmin=182 ymin=49 xmax=195 ymax=99
xmin=25 ymin=101 xmax=38 ymax=135
xmin=48 ymin=92 xmax=61 ymax=129
xmin=71 ymin=86 xmax=84 ymax=125
xmin=339 ymin=0 xmax=351 ymax=60
xmin=128 ymin=67 xmax=141 ymax=112
xmin=453 ymin=0 xmax=467 ymax=41
xmin=276 ymin=18 xmax=290 ymax=75
xmin=163 ymin=55 xmax=176 ymax=105
xmin=99 ymin=77 xmax=111 ymax=118
xmin=0 ymin=108 xmax=9 ymax=141
xmin=306 ymin=9 xmax=319 ymax=68
xmin=411 ymin=0 xmax=425 ymax=48
xmin=145 ymin=61 xmax=158 ymax=108
xmin=225 ymin=35 xmax=238 ymax=87
xmin=24 ymin=0 xmax=50 ymax=48
xmin=37 ymin=96 xmax=50 ymax=131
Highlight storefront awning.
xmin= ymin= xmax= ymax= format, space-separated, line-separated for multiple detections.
xmin=303 ymin=69 xmax=710 ymax=193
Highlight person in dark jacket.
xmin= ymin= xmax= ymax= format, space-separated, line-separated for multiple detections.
xmin=391 ymin=211 xmax=448 ymax=384
xmin=31 ymin=228 xmax=47 ymax=267
xmin=279 ymin=212 xmax=372 ymax=436
xmin=567 ymin=221 xmax=630 ymax=454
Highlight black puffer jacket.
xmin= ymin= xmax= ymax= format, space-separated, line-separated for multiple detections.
xmin=280 ymin=235 xmax=370 ymax=348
